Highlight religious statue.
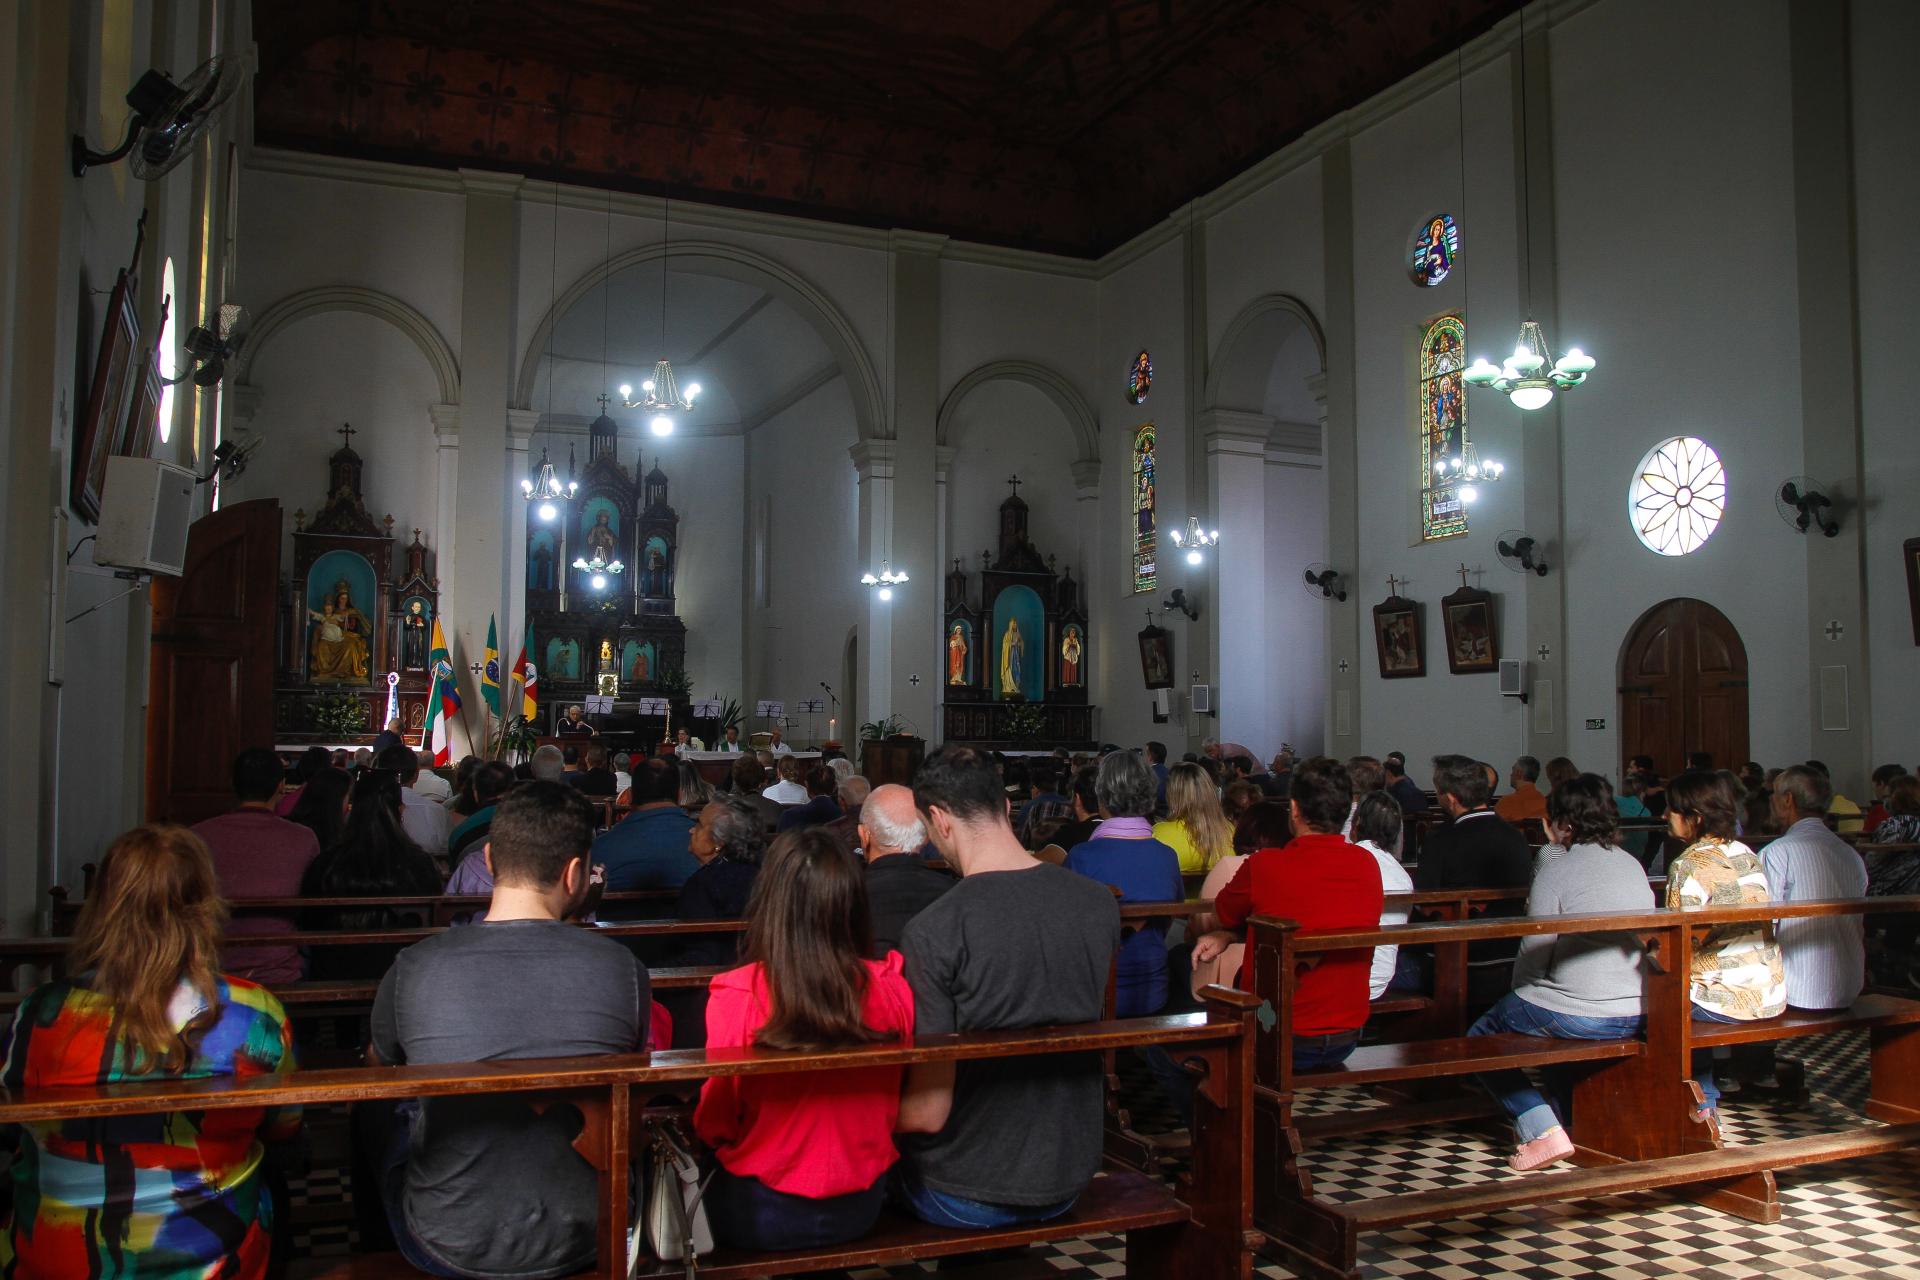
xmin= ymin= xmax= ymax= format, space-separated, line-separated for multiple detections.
xmin=948 ymin=624 xmax=969 ymax=686
xmin=530 ymin=542 xmax=554 ymax=591
xmin=646 ymin=546 xmax=668 ymax=596
xmin=630 ymin=646 xmax=651 ymax=684
xmin=598 ymin=638 xmax=616 ymax=673
xmin=1061 ymin=626 xmax=1083 ymax=686
xmin=999 ymin=618 xmax=1025 ymax=698
xmin=400 ymin=598 xmax=428 ymax=671
xmin=586 ymin=510 xmax=617 ymax=563
xmin=308 ymin=580 xmax=372 ymax=683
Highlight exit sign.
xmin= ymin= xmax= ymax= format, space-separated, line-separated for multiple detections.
xmin=1585 ymin=718 xmax=1606 ymax=730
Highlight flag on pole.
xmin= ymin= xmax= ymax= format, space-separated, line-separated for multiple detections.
xmin=511 ymin=626 xmax=537 ymax=721
xmin=423 ymin=618 xmax=461 ymax=765
xmin=481 ymin=616 xmax=502 ymax=716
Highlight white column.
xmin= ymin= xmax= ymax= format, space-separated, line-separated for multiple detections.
xmin=429 ymin=403 xmax=461 ymax=627
xmin=850 ymin=439 xmax=898 ymax=724
xmin=505 ymin=408 xmax=539 ymax=652
xmin=1071 ymin=458 xmax=1103 ymax=716
xmin=888 ymin=232 xmax=945 ymax=739
xmin=1201 ymin=409 xmax=1275 ymax=758
xmin=934 ymin=444 xmax=956 ymax=598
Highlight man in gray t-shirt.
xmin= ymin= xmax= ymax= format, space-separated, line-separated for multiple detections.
xmin=366 ymin=782 xmax=649 ymax=1280
xmin=895 ymin=747 xmax=1121 ymax=1228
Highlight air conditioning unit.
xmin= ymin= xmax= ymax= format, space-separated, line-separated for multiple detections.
xmin=1191 ymin=682 xmax=1213 ymax=715
xmin=1499 ymin=658 xmax=1528 ymax=698
xmin=93 ymin=456 xmax=194 ymax=575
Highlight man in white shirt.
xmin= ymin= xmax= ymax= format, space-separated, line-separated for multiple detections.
xmin=767 ymin=726 xmax=794 ymax=756
xmin=1349 ymin=791 xmax=1414 ymax=998
xmin=1764 ymin=765 xmax=1867 ymax=1010
xmin=378 ymin=744 xmax=448 ymax=856
xmin=411 ymin=751 xmax=452 ymax=802
xmin=761 ymin=755 xmax=808 ymax=805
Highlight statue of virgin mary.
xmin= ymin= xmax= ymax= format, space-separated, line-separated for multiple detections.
xmin=999 ymin=618 xmax=1025 ymax=698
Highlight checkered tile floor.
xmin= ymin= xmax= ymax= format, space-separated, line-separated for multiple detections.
xmin=290 ymin=1029 xmax=1920 ymax=1278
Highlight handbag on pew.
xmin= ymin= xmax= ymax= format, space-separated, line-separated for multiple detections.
xmin=639 ymin=1116 xmax=715 ymax=1278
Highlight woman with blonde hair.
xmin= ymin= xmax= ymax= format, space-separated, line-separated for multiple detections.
xmin=1 ymin=825 xmax=300 ymax=1277
xmin=1153 ymin=761 xmax=1235 ymax=873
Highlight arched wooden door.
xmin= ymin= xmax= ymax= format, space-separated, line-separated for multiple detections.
xmin=1617 ymin=598 xmax=1749 ymax=777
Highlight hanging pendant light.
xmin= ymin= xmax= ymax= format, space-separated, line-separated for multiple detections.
xmin=1167 ymin=516 xmax=1220 ymax=567
xmin=615 ymin=185 xmax=705 ymax=437
xmin=1432 ymin=440 xmax=1504 ymax=504
xmin=521 ymin=445 xmax=577 ymax=521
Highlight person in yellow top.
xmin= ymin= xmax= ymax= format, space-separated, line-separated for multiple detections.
xmin=1494 ymin=756 xmax=1548 ymax=824
xmin=1809 ymin=760 xmax=1864 ymax=834
xmin=1152 ymin=762 xmax=1234 ymax=873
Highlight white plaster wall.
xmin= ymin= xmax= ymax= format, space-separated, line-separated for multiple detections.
xmin=1206 ymin=162 xmax=1326 ymax=356
xmin=1265 ymin=460 xmax=1329 ymax=756
xmin=945 ymin=380 xmax=1081 ymax=578
xmin=1551 ymin=0 xmax=1808 ymax=775
xmin=1853 ymin=0 xmax=1920 ymax=771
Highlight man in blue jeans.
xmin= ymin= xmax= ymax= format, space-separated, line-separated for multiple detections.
xmin=1469 ymin=774 xmax=1654 ymax=1171
xmin=894 ymin=746 xmax=1121 ymax=1228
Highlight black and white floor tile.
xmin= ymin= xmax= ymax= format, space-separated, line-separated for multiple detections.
xmin=290 ymin=1029 xmax=1920 ymax=1278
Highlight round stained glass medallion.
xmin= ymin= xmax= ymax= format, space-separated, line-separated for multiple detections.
xmin=1409 ymin=214 xmax=1459 ymax=286
xmin=1126 ymin=349 xmax=1152 ymax=404
xmin=1630 ymin=436 xmax=1726 ymax=556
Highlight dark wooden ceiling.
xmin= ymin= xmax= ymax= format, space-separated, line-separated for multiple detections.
xmin=253 ymin=0 xmax=1522 ymax=258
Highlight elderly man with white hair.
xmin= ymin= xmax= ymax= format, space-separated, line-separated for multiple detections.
xmin=860 ymin=783 xmax=954 ymax=957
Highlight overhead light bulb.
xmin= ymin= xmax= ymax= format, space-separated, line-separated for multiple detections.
xmin=877 ymin=586 xmax=893 ymax=601
xmin=641 ymin=379 xmax=656 ymax=393
xmin=618 ymin=383 xmax=632 ymax=399
xmin=1460 ymin=483 xmax=1479 ymax=505
xmin=685 ymin=382 xmax=701 ymax=399
xmin=1510 ymin=385 xmax=1555 ymax=411
xmin=590 ymin=573 xmax=607 ymax=590
xmin=537 ymin=502 xmax=557 ymax=522
xmin=1186 ymin=548 xmax=1203 ymax=566
xmin=649 ymin=415 xmax=674 ymax=437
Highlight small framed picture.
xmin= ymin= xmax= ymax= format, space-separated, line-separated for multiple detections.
xmin=72 ymin=268 xmax=141 ymax=523
xmin=1138 ymin=623 xmax=1174 ymax=690
xmin=1372 ymin=595 xmax=1425 ymax=679
xmin=1441 ymin=586 xmax=1499 ymax=675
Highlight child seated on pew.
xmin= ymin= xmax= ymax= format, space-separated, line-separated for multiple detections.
xmin=693 ymin=828 xmax=915 ymax=1250
xmin=1468 ymin=774 xmax=1655 ymax=1170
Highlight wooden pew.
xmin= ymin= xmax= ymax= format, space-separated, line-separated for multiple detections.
xmin=1246 ymin=897 xmax=1920 ymax=1280
xmin=0 ymin=990 xmax=1264 ymax=1280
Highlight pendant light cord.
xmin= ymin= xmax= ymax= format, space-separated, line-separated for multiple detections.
xmin=601 ymin=189 xmax=613 ymax=400
xmin=542 ymin=178 xmax=560 ymax=452
xmin=1517 ymin=4 xmax=1533 ymax=318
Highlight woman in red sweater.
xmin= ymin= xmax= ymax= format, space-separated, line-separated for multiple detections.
xmin=694 ymin=827 xmax=916 ymax=1249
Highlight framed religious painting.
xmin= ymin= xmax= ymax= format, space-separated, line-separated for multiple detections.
xmin=72 ymin=267 xmax=142 ymax=523
xmin=119 ymin=357 xmax=163 ymax=462
xmin=1440 ymin=585 xmax=1498 ymax=675
xmin=1372 ymin=594 xmax=1425 ymax=679
xmin=1138 ymin=621 xmax=1174 ymax=690
xmin=1904 ymin=536 xmax=1920 ymax=645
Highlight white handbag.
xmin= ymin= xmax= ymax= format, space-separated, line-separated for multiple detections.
xmin=640 ymin=1118 xmax=714 ymax=1277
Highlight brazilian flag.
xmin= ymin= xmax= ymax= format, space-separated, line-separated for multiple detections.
xmin=481 ymin=615 xmax=502 ymax=716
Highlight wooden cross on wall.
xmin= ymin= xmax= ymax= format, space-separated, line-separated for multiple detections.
xmin=337 ymin=423 xmax=357 ymax=447
xmin=1387 ymin=575 xmax=1403 ymax=597
xmin=1007 ymin=474 xmax=1022 ymax=497
xmin=1457 ymin=563 xmax=1471 ymax=589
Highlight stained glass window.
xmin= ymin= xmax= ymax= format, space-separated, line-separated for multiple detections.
xmin=1630 ymin=436 xmax=1725 ymax=556
xmin=1409 ymin=214 xmax=1459 ymax=286
xmin=1131 ymin=422 xmax=1157 ymax=593
xmin=1420 ymin=315 xmax=1468 ymax=541
xmin=1127 ymin=349 xmax=1152 ymax=404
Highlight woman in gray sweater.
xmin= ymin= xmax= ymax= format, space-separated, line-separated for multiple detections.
xmin=1470 ymin=773 xmax=1655 ymax=1172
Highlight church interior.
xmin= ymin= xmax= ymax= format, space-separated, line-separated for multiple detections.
xmin=2 ymin=0 xmax=1919 ymax=1276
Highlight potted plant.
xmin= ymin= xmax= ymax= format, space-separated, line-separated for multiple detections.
xmin=309 ymin=692 xmax=369 ymax=739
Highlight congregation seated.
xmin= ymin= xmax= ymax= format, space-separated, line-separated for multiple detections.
xmin=1187 ymin=799 xmax=1290 ymax=998
xmin=3 ymin=826 xmax=298 ymax=1276
xmin=1383 ymin=752 xmax=1427 ymax=814
xmin=695 ymin=827 xmax=916 ymax=1249
xmin=727 ymin=754 xmax=784 ymax=832
xmin=378 ymin=743 xmax=448 ymax=856
xmin=1062 ymin=751 xmax=1183 ymax=1016
xmin=1469 ymin=773 xmax=1656 ymax=1169
xmin=1014 ymin=761 xmax=1071 ymax=846
xmin=442 ymin=754 xmax=484 ymax=819
xmin=1861 ymin=762 xmax=1909 ymax=833
xmin=677 ymin=759 xmax=717 ymax=811
xmin=776 ymin=764 xmax=843 ymax=832
xmin=675 ymin=795 xmax=766 ymax=969
xmin=1662 ymin=769 xmax=1785 ymax=1118
xmin=1349 ymin=790 xmax=1414 ymax=999
xmin=278 ymin=743 xmax=334 ymax=816
xmin=1342 ymin=755 xmax=1385 ymax=836
xmin=1809 ymin=759 xmax=1866 ymax=833
xmin=861 ymin=783 xmax=953 ymax=956
xmin=1035 ymin=764 xmax=1101 ymax=859
xmin=300 ymin=768 xmax=444 ymax=980
xmin=1203 ymin=757 xmax=1383 ymax=1071
xmin=1152 ymin=760 xmax=1234 ymax=874
xmin=893 ymin=746 xmax=1120 ymax=1228
xmin=827 ymin=775 xmax=870 ymax=847
xmin=569 ymin=742 xmax=619 ymax=797
xmin=411 ymin=750 xmax=453 ymax=803
xmin=1415 ymin=753 xmax=1534 ymax=1010
xmin=194 ymin=746 xmax=322 ymax=984
xmin=1494 ymin=755 xmax=1548 ymax=823
xmin=592 ymin=758 xmax=699 ymax=892
xmin=1762 ymin=765 xmax=1867 ymax=1011
xmin=444 ymin=761 xmax=515 ymax=879
xmin=762 ymin=755 xmax=808 ymax=805
xmin=362 ymin=781 xmax=650 ymax=1277
xmin=1869 ymin=776 xmax=1920 ymax=891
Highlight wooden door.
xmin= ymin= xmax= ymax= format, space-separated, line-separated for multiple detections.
xmin=1617 ymin=598 xmax=1749 ymax=776
xmin=146 ymin=499 xmax=282 ymax=823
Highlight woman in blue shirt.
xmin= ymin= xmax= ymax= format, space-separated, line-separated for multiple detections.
xmin=1064 ymin=750 xmax=1183 ymax=1014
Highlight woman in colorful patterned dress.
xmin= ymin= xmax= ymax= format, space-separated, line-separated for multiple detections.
xmin=1662 ymin=770 xmax=1785 ymax=1123
xmin=1 ymin=825 xmax=300 ymax=1278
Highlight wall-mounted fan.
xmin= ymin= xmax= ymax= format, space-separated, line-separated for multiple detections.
xmin=1495 ymin=529 xmax=1550 ymax=576
xmin=1775 ymin=476 xmax=1839 ymax=537
xmin=193 ymin=430 xmax=263 ymax=487
xmin=72 ymin=55 xmax=246 ymax=180
xmin=1302 ymin=564 xmax=1346 ymax=602
xmin=166 ymin=302 xmax=249 ymax=387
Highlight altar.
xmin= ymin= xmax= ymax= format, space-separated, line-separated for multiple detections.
xmin=942 ymin=481 xmax=1096 ymax=749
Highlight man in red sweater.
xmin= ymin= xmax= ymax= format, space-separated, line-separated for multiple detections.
xmin=1202 ymin=756 xmax=1383 ymax=1071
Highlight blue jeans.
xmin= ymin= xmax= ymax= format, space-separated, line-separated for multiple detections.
xmin=1691 ymin=1004 xmax=1742 ymax=1113
xmin=1293 ymin=1030 xmax=1362 ymax=1072
xmin=707 ymin=1166 xmax=885 ymax=1252
xmin=1470 ymin=993 xmax=1645 ymax=1143
xmin=368 ymin=1100 xmax=468 ymax=1279
xmin=888 ymin=1162 xmax=1077 ymax=1230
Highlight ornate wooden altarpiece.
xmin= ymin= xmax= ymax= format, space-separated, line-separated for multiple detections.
xmin=524 ymin=405 xmax=689 ymax=736
xmin=942 ymin=479 xmax=1095 ymax=748
xmin=273 ymin=425 xmax=439 ymax=741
